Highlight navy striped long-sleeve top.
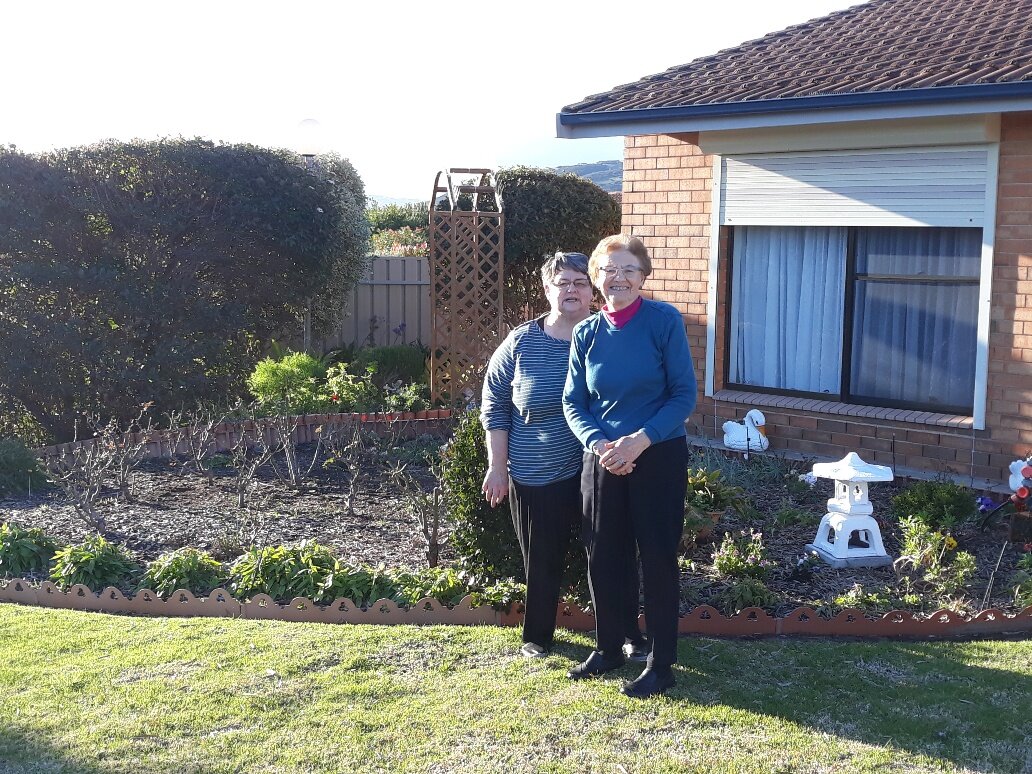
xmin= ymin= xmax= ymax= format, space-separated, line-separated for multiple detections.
xmin=480 ymin=318 xmax=582 ymax=486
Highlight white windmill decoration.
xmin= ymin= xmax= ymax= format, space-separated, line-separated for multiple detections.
xmin=805 ymin=452 xmax=893 ymax=569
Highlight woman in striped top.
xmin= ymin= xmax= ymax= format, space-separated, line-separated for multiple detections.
xmin=481 ymin=252 xmax=645 ymax=659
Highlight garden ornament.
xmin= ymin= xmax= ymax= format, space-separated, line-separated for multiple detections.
xmin=722 ymin=409 xmax=769 ymax=458
xmin=1007 ymin=458 xmax=1032 ymax=505
xmin=805 ymin=452 xmax=893 ymax=569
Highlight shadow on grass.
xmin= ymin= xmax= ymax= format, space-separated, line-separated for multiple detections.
xmin=673 ymin=636 xmax=1032 ymax=770
xmin=0 ymin=730 xmax=108 ymax=774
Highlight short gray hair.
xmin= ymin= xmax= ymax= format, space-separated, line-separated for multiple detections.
xmin=539 ymin=251 xmax=589 ymax=283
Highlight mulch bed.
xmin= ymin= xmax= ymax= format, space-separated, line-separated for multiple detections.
xmin=1 ymin=440 xmax=1026 ymax=614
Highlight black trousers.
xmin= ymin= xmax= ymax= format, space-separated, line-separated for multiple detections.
xmin=510 ymin=474 xmax=642 ymax=648
xmin=581 ymin=437 xmax=688 ymax=669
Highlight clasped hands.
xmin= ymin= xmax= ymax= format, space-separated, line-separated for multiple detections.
xmin=593 ymin=431 xmax=651 ymax=476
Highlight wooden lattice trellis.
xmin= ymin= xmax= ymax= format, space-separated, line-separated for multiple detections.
xmin=428 ymin=169 xmax=505 ymax=407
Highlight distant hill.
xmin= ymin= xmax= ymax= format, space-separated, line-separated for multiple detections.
xmin=554 ymin=160 xmax=622 ymax=193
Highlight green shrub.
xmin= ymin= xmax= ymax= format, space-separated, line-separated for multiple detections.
xmin=351 ymin=345 xmax=428 ymax=386
xmin=140 ymin=548 xmax=225 ymax=598
xmin=712 ymin=529 xmax=773 ymax=579
xmin=0 ymin=439 xmax=48 ymax=497
xmin=325 ymin=365 xmax=382 ymax=413
xmin=50 ymin=536 xmax=140 ymax=591
xmin=890 ymin=478 xmax=977 ymax=531
xmin=0 ymin=522 xmax=57 ymax=577
xmin=383 ymin=381 xmax=430 ymax=413
xmin=712 ymin=578 xmax=778 ymax=615
xmin=248 ymin=352 xmax=329 ymax=415
xmin=685 ymin=468 xmax=747 ymax=515
xmin=441 ymin=408 xmax=524 ymax=582
xmin=229 ymin=541 xmax=340 ymax=603
xmin=895 ymin=517 xmax=977 ymax=600
xmin=369 ymin=226 xmax=428 ymax=257
xmin=367 ymin=201 xmax=429 ymax=233
xmin=1012 ymin=552 xmax=1032 ymax=609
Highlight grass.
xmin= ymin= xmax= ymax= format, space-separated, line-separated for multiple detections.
xmin=1 ymin=605 xmax=1030 ymax=773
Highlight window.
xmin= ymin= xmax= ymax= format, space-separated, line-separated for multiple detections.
xmin=727 ymin=225 xmax=981 ymax=414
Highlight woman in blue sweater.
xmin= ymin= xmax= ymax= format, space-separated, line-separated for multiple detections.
xmin=563 ymin=235 xmax=697 ymax=698
xmin=481 ymin=252 xmax=646 ymax=660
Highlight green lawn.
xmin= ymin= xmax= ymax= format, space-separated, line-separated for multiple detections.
xmin=1 ymin=604 xmax=1029 ymax=773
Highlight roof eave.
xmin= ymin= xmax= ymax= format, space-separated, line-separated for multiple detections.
xmin=556 ymin=82 xmax=1032 ymax=139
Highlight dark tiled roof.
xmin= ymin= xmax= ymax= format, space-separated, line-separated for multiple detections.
xmin=563 ymin=0 xmax=1032 ymax=115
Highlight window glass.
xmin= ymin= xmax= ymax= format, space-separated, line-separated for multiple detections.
xmin=729 ymin=226 xmax=846 ymax=394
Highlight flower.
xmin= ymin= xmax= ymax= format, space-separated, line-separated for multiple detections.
xmin=1023 ymin=542 xmax=1032 ymax=553
xmin=798 ymin=472 xmax=818 ymax=488
xmin=976 ymin=496 xmax=996 ymax=514
xmin=945 ymin=535 xmax=958 ymax=551
xmin=330 ymin=394 xmax=340 ymax=403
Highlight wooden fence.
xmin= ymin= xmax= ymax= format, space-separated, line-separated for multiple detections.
xmin=314 ymin=256 xmax=430 ymax=353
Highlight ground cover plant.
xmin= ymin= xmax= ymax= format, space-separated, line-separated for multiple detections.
xmin=0 ymin=604 xmax=1030 ymax=773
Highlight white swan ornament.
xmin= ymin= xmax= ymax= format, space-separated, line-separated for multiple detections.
xmin=722 ymin=409 xmax=769 ymax=456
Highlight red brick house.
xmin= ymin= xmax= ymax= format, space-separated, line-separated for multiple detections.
xmin=557 ymin=0 xmax=1032 ymax=484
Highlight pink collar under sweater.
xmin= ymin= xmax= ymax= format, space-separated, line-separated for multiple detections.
xmin=601 ymin=295 xmax=643 ymax=329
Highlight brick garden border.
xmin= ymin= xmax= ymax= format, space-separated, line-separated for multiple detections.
xmin=2 ymin=580 xmax=1030 ymax=639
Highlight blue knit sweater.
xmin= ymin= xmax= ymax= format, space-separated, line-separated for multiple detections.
xmin=563 ymin=298 xmax=697 ymax=451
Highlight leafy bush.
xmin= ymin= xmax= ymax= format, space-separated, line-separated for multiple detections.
xmin=248 ymin=352 xmax=330 ymax=415
xmin=367 ymin=201 xmax=429 ymax=233
xmin=685 ymin=468 xmax=747 ymax=514
xmin=1012 ymin=552 xmax=1032 ymax=609
xmin=140 ymin=548 xmax=225 ymax=598
xmin=890 ymin=478 xmax=977 ymax=531
xmin=712 ymin=578 xmax=778 ymax=615
xmin=351 ymin=345 xmax=428 ymax=386
xmin=50 ymin=536 xmax=140 ymax=591
xmin=894 ymin=517 xmax=977 ymax=600
xmin=370 ymin=226 xmax=428 ymax=257
xmin=712 ymin=529 xmax=773 ymax=579
xmin=228 ymin=541 xmax=346 ymax=603
xmin=0 ymin=438 xmax=48 ymax=497
xmin=325 ymin=365 xmax=382 ymax=413
xmin=0 ymin=522 xmax=57 ymax=577
xmin=441 ymin=408 xmax=523 ymax=582
xmin=383 ymin=381 xmax=430 ymax=413
xmin=1 ymin=141 xmax=368 ymax=442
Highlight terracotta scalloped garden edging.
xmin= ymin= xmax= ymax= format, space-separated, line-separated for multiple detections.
xmin=3 ymin=580 xmax=1031 ymax=639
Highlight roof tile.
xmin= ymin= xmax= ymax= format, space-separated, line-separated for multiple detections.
xmin=563 ymin=0 xmax=1032 ymax=114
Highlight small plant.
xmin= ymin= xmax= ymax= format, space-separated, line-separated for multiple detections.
xmin=1012 ymin=551 xmax=1032 ymax=609
xmin=832 ymin=583 xmax=921 ymax=614
xmin=140 ymin=548 xmax=225 ymax=599
xmin=0 ymin=522 xmax=57 ymax=577
xmin=383 ymin=381 xmax=430 ymax=413
xmin=712 ymin=577 xmax=778 ymax=615
xmin=325 ymin=364 xmax=382 ymax=413
xmin=41 ymin=423 xmax=114 ymax=534
xmin=890 ymin=477 xmax=978 ymax=531
xmin=388 ymin=462 xmax=447 ymax=568
xmin=50 ymin=535 xmax=140 ymax=591
xmin=772 ymin=503 xmax=817 ymax=528
xmin=894 ymin=517 xmax=976 ymax=600
xmin=168 ymin=405 xmax=233 ymax=485
xmin=248 ymin=352 xmax=329 ymax=415
xmin=228 ymin=541 xmax=349 ymax=604
xmin=712 ymin=529 xmax=774 ymax=579
xmin=0 ymin=438 xmax=48 ymax=497
xmin=685 ymin=468 xmax=747 ymax=516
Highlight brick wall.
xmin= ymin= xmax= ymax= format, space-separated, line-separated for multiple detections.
xmin=622 ymin=116 xmax=1032 ymax=485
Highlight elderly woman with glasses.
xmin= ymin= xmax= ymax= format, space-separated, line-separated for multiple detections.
xmin=563 ymin=234 xmax=697 ymax=698
xmin=481 ymin=252 xmax=646 ymax=660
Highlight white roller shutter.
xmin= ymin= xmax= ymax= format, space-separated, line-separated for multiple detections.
xmin=719 ymin=146 xmax=989 ymax=228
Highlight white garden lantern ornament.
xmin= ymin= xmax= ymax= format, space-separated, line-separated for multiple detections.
xmin=805 ymin=452 xmax=893 ymax=569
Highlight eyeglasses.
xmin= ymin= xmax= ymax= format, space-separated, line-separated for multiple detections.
xmin=551 ymin=279 xmax=592 ymax=291
xmin=599 ymin=265 xmax=643 ymax=278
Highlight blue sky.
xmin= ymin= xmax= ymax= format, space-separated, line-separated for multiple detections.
xmin=2 ymin=0 xmax=861 ymax=199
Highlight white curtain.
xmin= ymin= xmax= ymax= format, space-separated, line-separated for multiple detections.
xmin=729 ymin=226 xmax=847 ymax=394
xmin=850 ymin=228 xmax=980 ymax=410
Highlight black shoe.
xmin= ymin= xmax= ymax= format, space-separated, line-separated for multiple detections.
xmin=621 ymin=667 xmax=676 ymax=698
xmin=622 ymin=639 xmax=649 ymax=663
xmin=567 ymin=650 xmax=625 ymax=680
